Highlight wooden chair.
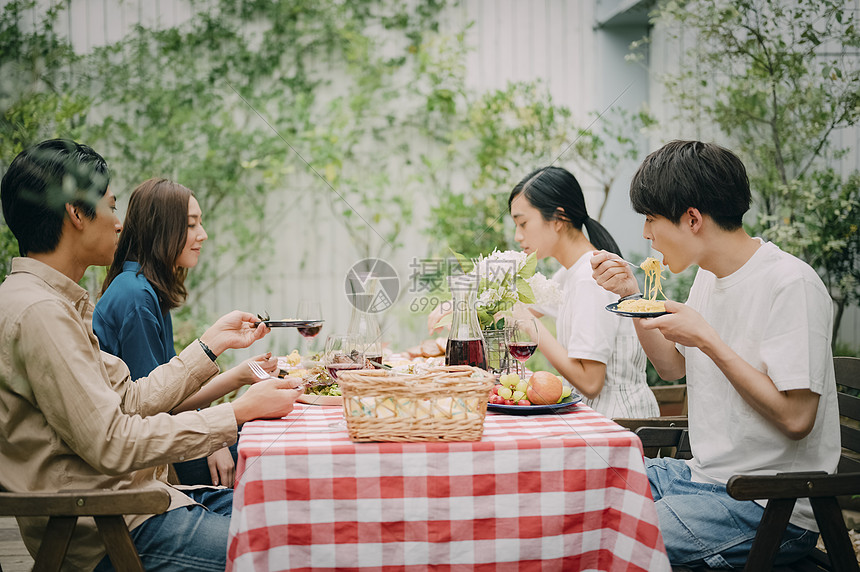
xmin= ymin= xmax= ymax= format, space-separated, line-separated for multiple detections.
xmin=634 ymin=356 xmax=860 ymax=572
xmin=613 ymin=416 xmax=688 ymax=458
xmin=650 ymin=384 xmax=688 ymax=416
xmin=0 ymin=488 xmax=170 ymax=572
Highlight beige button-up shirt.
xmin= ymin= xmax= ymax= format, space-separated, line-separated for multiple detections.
xmin=0 ymin=258 xmax=239 ymax=570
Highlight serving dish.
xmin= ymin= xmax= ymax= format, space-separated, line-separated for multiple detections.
xmin=487 ymin=393 xmax=583 ymax=415
xmin=604 ymin=301 xmax=669 ymax=318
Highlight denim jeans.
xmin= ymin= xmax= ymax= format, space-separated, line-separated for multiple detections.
xmin=93 ymin=488 xmax=233 ymax=572
xmin=647 ymin=457 xmax=819 ymax=568
xmin=173 ymin=442 xmax=239 ymax=486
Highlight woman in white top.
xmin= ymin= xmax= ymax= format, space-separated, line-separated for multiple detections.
xmin=509 ymin=166 xmax=659 ymax=418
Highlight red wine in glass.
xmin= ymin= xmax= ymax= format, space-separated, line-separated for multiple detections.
xmin=445 ymin=338 xmax=487 ymax=370
xmin=508 ymin=342 xmax=537 ymax=362
xmin=327 ymin=362 xmax=363 ymax=380
xmin=298 ymin=325 xmax=322 ymax=338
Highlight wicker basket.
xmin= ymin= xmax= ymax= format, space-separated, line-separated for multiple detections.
xmin=337 ymin=365 xmax=495 ymax=442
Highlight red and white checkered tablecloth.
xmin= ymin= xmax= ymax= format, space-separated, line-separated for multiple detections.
xmin=227 ymin=403 xmax=670 ymax=572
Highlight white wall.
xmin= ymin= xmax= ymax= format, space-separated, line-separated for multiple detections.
xmin=7 ymin=0 xmax=859 ymax=352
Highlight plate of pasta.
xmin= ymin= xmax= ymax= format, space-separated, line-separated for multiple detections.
xmin=605 ymin=257 xmax=670 ymax=317
xmin=605 ymin=298 xmax=668 ymax=318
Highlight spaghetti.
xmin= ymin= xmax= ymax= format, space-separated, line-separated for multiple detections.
xmin=617 ymin=257 xmax=667 ymax=313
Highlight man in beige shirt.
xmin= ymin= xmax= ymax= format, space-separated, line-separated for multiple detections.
xmin=0 ymin=139 xmax=302 ymax=570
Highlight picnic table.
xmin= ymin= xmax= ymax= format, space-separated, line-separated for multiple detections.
xmin=227 ymin=402 xmax=670 ymax=571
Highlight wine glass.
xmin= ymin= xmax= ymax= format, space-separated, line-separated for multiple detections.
xmin=508 ymin=318 xmax=539 ymax=377
xmin=296 ymin=299 xmax=323 ymax=339
xmin=323 ymin=334 xmax=365 ymax=381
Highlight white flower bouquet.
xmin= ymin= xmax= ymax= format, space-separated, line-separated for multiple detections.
xmin=431 ymin=249 xmax=561 ymax=331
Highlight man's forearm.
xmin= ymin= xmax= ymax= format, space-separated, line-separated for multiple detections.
xmin=701 ymin=336 xmax=819 ymax=440
xmin=633 ymin=320 xmax=685 ymax=381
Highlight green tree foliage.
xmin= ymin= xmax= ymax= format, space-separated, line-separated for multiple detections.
xmin=1 ymin=0 xmax=655 ymax=340
xmin=652 ymin=0 xmax=860 ymax=340
xmin=0 ymin=1 xmax=95 ymax=273
xmin=425 ymin=83 xmax=655 ymax=261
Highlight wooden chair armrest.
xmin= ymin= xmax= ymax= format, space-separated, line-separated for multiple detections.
xmin=727 ymin=472 xmax=859 ymax=501
xmin=0 ymin=489 xmax=170 ymax=517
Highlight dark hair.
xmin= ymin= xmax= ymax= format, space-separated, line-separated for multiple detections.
xmin=629 ymin=140 xmax=750 ymax=230
xmin=1 ymin=139 xmax=110 ymax=255
xmin=101 ymin=178 xmax=193 ymax=313
xmin=508 ymin=166 xmax=623 ymax=257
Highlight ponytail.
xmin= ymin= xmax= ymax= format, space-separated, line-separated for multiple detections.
xmin=583 ymin=217 xmax=623 ymax=257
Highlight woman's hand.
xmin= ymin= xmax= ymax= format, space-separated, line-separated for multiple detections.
xmin=206 ymin=447 xmax=235 ymax=487
xmin=590 ymin=250 xmax=640 ymax=298
xmin=427 ymin=303 xmax=452 ymax=335
xmin=199 ymin=311 xmax=270 ymax=356
xmin=230 ymin=352 xmax=279 ymax=387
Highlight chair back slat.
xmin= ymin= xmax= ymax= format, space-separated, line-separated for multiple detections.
xmin=840 ymin=424 xmax=860 ymax=460
xmin=833 ymin=356 xmax=860 ymax=392
xmin=836 ymin=453 xmax=860 ymax=474
xmin=837 ymin=392 xmax=860 ymax=427
xmin=834 ymin=356 xmax=860 ymax=481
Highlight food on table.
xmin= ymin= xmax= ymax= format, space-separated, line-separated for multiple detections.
xmin=306 ymin=381 xmax=341 ymax=397
xmin=490 ymin=372 xmax=571 ymax=406
xmin=283 ymin=349 xmax=302 ymax=367
xmin=617 ymin=257 xmax=668 ymax=313
xmin=526 ymin=371 xmax=564 ymax=405
xmin=326 ymin=352 xmax=364 ymax=380
xmin=405 ymin=337 xmax=447 ymax=359
xmin=279 ymin=351 xmax=342 ymax=396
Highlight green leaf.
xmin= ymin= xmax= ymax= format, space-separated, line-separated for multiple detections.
xmin=477 ymin=309 xmax=494 ymax=329
xmin=449 ymin=247 xmax=474 ymax=274
xmin=519 ymin=251 xmax=537 ymax=279
xmin=516 ymin=277 xmax=535 ymax=304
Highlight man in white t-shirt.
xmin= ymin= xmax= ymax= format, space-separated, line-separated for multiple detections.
xmin=591 ymin=140 xmax=840 ymax=568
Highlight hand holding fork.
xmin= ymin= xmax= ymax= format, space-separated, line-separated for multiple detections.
xmin=248 ymin=358 xmax=305 ymax=392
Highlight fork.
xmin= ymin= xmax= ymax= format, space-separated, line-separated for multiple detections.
xmin=248 ymin=360 xmax=273 ymax=380
xmin=250 ymin=359 xmax=307 ymax=391
xmin=253 ymin=311 xmax=271 ymax=328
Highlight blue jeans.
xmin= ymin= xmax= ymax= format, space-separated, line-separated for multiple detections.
xmin=93 ymin=488 xmax=232 ymax=572
xmin=647 ymin=457 xmax=818 ymax=568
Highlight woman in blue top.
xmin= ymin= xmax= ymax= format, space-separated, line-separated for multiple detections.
xmin=95 ymin=177 xmax=276 ymax=487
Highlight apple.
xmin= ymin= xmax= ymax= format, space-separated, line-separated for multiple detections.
xmin=526 ymin=371 xmax=564 ymax=405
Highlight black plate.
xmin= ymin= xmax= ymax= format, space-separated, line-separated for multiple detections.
xmin=487 ymin=393 xmax=583 ymax=415
xmin=259 ymin=319 xmax=324 ymax=328
xmin=605 ymin=301 xmax=669 ymax=318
